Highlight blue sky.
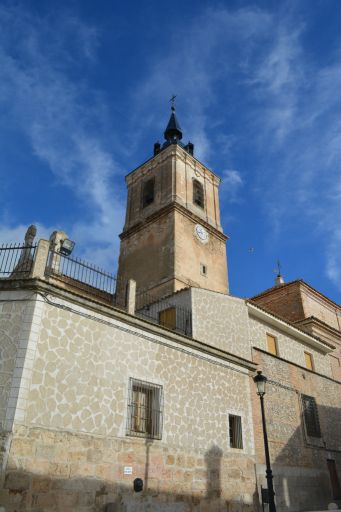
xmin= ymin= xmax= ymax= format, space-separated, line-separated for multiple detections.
xmin=1 ymin=0 xmax=341 ymax=303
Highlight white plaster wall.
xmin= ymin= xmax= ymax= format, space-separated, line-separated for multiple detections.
xmin=191 ymin=289 xmax=252 ymax=361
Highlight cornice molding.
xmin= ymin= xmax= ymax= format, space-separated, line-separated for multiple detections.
xmin=247 ymin=302 xmax=335 ymax=353
xmin=119 ymin=202 xmax=228 ymax=242
xmin=295 ymin=316 xmax=341 ymax=340
xmin=125 ymin=144 xmax=221 ymax=186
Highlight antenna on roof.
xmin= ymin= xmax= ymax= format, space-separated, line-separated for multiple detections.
xmin=273 ymin=259 xmax=285 ymax=286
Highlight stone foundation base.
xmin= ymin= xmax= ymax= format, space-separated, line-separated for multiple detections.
xmin=0 ymin=426 xmax=257 ymax=511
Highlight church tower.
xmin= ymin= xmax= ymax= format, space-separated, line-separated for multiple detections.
xmin=117 ymin=105 xmax=229 ymax=300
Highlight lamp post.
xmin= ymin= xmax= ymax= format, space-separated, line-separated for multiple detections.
xmin=253 ymin=370 xmax=277 ymax=512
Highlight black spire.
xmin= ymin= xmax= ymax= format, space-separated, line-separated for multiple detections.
xmin=164 ymin=105 xmax=183 ymax=142
xmin=153 ymin=98 xmax=194 ymax=156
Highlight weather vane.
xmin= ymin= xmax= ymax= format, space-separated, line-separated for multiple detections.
xmin=169 ymin=95 xmax=177 ymax=110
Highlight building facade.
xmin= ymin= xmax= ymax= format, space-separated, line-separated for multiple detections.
xmin=0 ymin=108 xmax=340 ymax=512
xmin=251 ymin=280 xmax=341 ymax=382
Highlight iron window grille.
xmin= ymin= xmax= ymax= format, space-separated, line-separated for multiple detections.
xmin=126 ymin=378 xmax=163 ymax=440
xmin=302 ymin=394 xmax=321 ymax=438
xmin=142 ymin=178 xmax=155 ymax=208
xmin=229 ymin=414 xmax=243 ymax=449
xmin=193 ymin=179 xmax=204 ymax=208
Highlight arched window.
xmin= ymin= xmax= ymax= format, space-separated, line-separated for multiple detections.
xmin=142 ymin=178 xmax=155 ymax=208
xmin=193 ymin=179 xmax=204 ymax=208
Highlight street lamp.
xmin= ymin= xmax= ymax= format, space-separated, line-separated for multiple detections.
xmin=254 ymin=370 xmax=277 ymax=512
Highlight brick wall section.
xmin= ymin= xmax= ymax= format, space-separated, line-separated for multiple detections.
xmin=251 ymin=280 xmax=341 ymax=382
xmin=251 ymin=282 xmax=305 ymax=323
xmin=251 ymin=280 xmax=341 ymax=333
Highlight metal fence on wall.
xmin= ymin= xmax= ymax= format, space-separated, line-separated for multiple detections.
xmin=45 ymin=249 xmax=118 ymax=302
xmin=0 ymin=243 xmax=193 ymax=333
xmin=0 ymin=243 xmax=37 ymax=278
xmin=136 ymin=289 xmax=192 ymax=337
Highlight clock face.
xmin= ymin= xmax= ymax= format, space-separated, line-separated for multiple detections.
xmin=195 ymin=224 xmax=209 ymax=243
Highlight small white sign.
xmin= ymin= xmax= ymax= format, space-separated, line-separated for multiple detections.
xmin=124 ymin=466 xmax=133 ymax=475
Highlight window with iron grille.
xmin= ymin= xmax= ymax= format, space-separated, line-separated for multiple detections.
xmin=142 ymin=178 xmax=155 ymax=207
xmin=229 ymin=414 xmax=243 ymax=449
xmin=193 ymin=179 xmax=204 ymax=208
xmin=126 ymin=378 xmax=163 ymax=439
xmin=302 ymin=395 xmax=321 ymax=438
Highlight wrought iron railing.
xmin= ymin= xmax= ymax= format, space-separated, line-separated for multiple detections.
xmin=0 ymin=243 xmax=36 ymax=278
xmin=45 ymin=249 xmax=118 ymax=301
xmin=0 ymin=244 xmax=193 ymax=333
xmin=136 ymin=289 xmax=192 ymax=337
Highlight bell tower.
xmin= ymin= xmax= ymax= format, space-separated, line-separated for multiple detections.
xmin=117 ymin=105 xmax=229 ymax=300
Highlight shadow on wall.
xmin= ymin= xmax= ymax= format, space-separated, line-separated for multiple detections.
xmin=0 ymin=442 xmax=260 ymax=512
xmin=256 ymin=403 xmax=341 ymax=512
xmin=252 ymin=348 xmax=341 ymax=512
xmin=276 ymin=410 xmax=340 ymax=511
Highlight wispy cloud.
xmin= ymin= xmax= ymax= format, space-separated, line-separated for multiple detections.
xmin=0 ymin=3 xmax=340 ymax=293
xmin=326 ymin=229 xmax=341 ymax=287
xmin=0 ymin=5 xmax=124 ymax=270
xmin=0 ymin=223 xmax=51 ymax=245
xmin=130 ymin=7 xmax=273 ymax=162
xmin=249 ymin=33 xmax=341 ymax=289
xmin=220 ymin=170 xmax=244 ymax=203
xmin=129 ymin=6 xmax=341 ymax=291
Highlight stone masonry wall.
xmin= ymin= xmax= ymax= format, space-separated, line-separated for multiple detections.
xmin=1 ymin=425 xmax=257 ymax=512
xmin=0 ymin=291 xmax=34 ymax=431
xmin=1 ymin=293 xmax=257 ymax=511
xmin=173 ymin=149 xmax=222 ymax=232
xmin=174 ymin=211 xmax=228 ymax=295
xmin=117 ymin=212 xmax=175 ymax=298
xmin=25 ymin=297 xmax=255 ymax=449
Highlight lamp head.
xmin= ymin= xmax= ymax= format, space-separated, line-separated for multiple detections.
xmin=254 ymin=370 xmax=267 ymax=396
xmin=59 ymin=238 xmax=75 ymax=256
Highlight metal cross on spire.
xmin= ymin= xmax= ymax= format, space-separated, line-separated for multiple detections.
xmin=169 ymin=95 xmax=177 ymax=110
